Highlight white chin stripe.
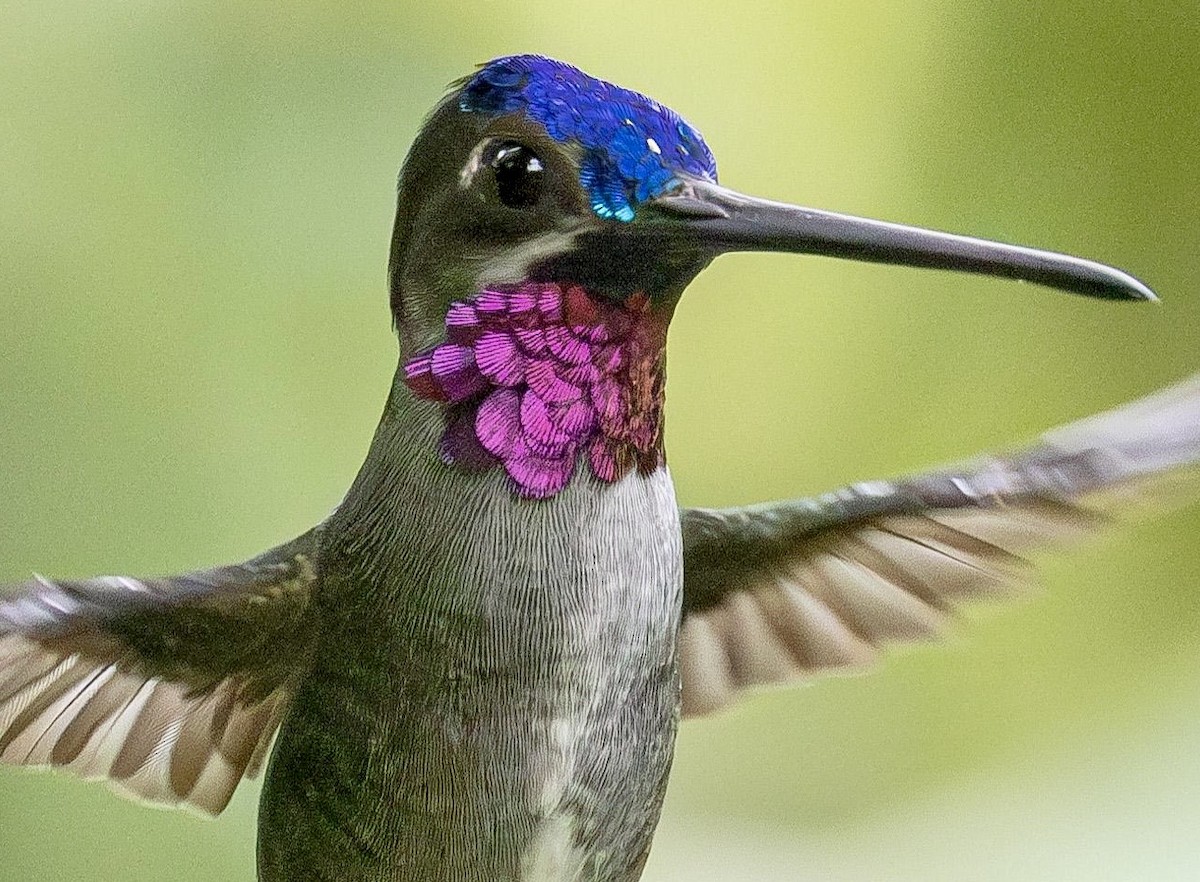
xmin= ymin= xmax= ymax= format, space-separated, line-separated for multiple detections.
xmin=474 ymin=229 xmax=580 ymax=287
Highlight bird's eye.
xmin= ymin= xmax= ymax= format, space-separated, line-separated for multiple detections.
xmin=488 ymin=142 xmax=545 ymax=209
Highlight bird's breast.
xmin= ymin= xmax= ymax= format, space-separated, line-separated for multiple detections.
xmin=261 ymin=465 xmax=683 ymax=882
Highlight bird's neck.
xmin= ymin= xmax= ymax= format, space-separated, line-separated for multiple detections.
xmin=396 ymin=281 xmax=668 ymax=499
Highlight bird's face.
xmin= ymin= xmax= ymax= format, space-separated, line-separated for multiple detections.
xmin=387 ymin=56 xmax=722 ymax=341
xmin=387 ymin=55 xmax=1155 ymax=499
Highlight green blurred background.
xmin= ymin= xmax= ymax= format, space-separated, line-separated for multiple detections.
xmin=2 ymin=1 xmax=1199 ymax=880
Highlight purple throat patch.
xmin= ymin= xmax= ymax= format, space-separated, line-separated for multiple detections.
xmin=404 ymin=283 xmax=667 ymax=499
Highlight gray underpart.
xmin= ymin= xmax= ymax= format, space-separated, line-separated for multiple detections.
xmin=257 ymin=374 xmax=683 ymax=882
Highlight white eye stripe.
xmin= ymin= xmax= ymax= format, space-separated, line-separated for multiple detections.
xmin=458 ymin=140 xmax=492 ymax=190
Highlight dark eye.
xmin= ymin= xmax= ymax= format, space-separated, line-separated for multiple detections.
xmin=489 ymin=142 xmax=545 ymax=209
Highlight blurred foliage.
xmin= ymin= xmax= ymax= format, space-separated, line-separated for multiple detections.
xmin=0 ymin=1 xmax=1198 ymax=880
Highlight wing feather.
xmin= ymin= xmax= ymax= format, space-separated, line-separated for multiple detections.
xmin=0 ymin=530 xmax=317 ymax=813
xmin=680 ymin=375 xmax=1200 ymax=717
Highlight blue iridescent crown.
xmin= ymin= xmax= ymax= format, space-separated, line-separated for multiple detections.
xmin=459 ymin=55 xmax=718 ymax=223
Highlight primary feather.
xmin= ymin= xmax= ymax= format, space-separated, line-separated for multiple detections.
xmin=0 ymin=531 xmax=319 ymax=813
xmin=678 ymin=373 xmax=1200 ymax=716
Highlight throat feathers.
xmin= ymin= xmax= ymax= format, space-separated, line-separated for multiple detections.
xmin=403 ymin=282 xmax=668 ymax=498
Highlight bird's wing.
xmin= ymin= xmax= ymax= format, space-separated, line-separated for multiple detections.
xmin=679 ymin=374 xmax=1200 ymax=717
xmin=0 ymin=529 xmax=320 ymax=814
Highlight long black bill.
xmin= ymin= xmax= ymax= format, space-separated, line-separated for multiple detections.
xmin=644 ymin=179 xmax=1156 ymax=301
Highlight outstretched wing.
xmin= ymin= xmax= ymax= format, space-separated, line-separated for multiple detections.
xmin=680 ymin=374 xmax=1200 ymax=717
xmin=0 ymin=529 xmax=320 ymax=814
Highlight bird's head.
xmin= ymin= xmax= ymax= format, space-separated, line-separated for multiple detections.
xmin=388 ymin=55 xmax=723 ymax=336
xmin=387 ymin=55 xmax=1154 ymax=499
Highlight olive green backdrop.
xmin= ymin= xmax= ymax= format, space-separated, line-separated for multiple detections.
xmin=2 ymin=2 xmax=1198 ymax=880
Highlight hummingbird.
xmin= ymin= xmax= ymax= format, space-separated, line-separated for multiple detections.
xmin=1 ymin=54 xmax=1197 ymax=882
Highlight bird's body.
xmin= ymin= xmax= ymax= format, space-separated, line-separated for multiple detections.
xmin=1 ymin=55 xmax=1197 ymax=882
xmin=259 ymin=392 xmax=682 ymax=881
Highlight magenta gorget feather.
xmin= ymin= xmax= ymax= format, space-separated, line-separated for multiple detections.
xmin=403 ymin=283 xmax=667 ymax=499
